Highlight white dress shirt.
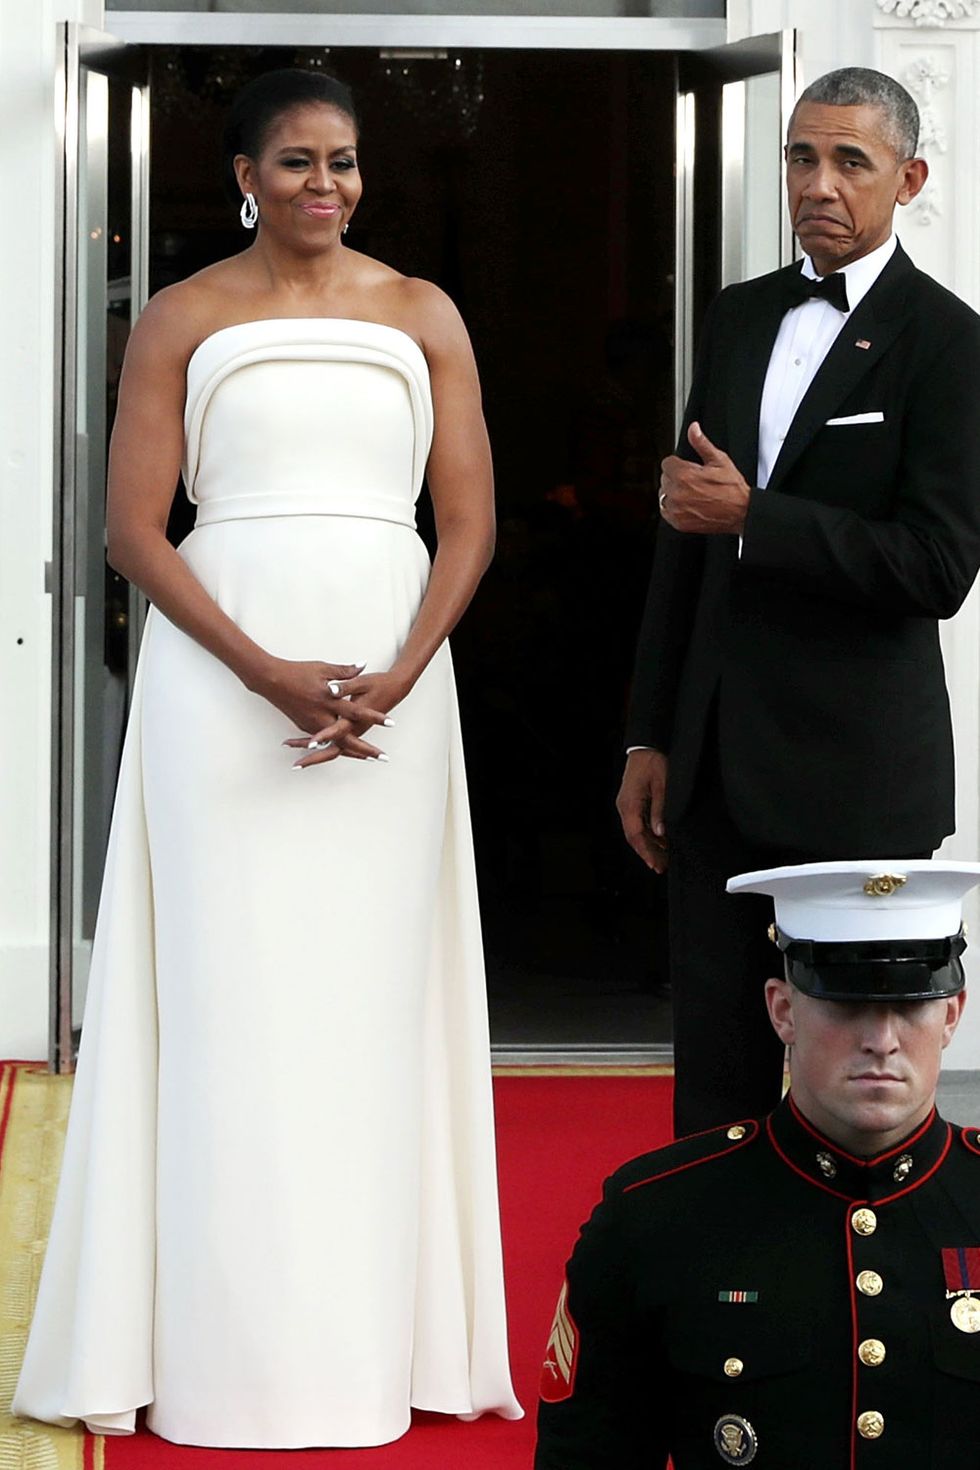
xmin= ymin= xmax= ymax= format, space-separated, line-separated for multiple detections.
xmin=756 ymin=233 xmax=897 ymax=488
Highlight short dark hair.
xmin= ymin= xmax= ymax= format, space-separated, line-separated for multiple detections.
xmin=790 ymin=67 xmax=919 ymax=160
xmin=221 ymin=67 xmax=358 ymax=206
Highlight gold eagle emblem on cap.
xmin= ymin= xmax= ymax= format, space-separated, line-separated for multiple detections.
xmin=863 ymin=873 xmax=908 ymax=898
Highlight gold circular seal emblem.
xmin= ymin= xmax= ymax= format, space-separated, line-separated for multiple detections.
xmin=851 ymin=1207 xmax=877 ymax=1236
xmin=723 ymin=1358 xmax=744 ymax=1378
xmin=713 ymin=1414 xmax=758 ymax=1464
xmin=858 ymin=1338 xmax=886 ymax=1367
xmin=856 ymin=1270 xmax=883 ymax=1296
xmin=951 ymin=1296 xmax=980 ymax=1333
xmin=727 ymin=1125 xmax=747 ymax=1141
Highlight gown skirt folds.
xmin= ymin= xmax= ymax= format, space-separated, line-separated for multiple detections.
xmin=13 ymin=319 xmax=522 ymax=1447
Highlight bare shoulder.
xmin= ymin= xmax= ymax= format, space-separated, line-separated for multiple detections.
xmin=380 ymin=275 xmax=473 ymax=371
xmin=129 ymin=255 xmax=260 ymax=369
xmin=128 ymin=268 xmax=220 ymax=370
xmin=341 ymin=252 xmax=469 ymax=355
xmin=397 ymin=276 xmax=468 ymax=353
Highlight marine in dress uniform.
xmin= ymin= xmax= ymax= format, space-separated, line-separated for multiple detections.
xmin=535 ymin=860 xmax=980 ymax=1468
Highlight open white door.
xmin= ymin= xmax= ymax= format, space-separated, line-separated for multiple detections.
xmin=675 ymin=30 xmax=798 ymax=431
xmin=51 ymin=24 xmax=150 ymax=1070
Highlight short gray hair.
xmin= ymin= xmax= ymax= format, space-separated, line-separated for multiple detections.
xmin=790 ymin=67 xmax=919 ymax=160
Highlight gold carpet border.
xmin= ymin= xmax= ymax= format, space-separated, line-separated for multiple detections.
xmin=493 ymin=1065 xmax=674 ymax=1077
xmin=0 ymin=1063 xmax=99 ymax=1470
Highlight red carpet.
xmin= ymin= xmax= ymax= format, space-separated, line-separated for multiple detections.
xmin=20 ymin=1070 xmax=674 ymax=1468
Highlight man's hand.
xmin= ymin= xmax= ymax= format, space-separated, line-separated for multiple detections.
xmin=659 ymin=422 xmax=751 ymax=536
xmin=616 ymin=749 xmax=669 ymax=873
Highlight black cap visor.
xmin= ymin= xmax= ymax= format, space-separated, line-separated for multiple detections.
xmin=777 ymin=929 xmax=966 ymax=1002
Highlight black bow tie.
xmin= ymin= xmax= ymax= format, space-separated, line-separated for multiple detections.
xmin=783 ymin=269 xmax=850 ymax=314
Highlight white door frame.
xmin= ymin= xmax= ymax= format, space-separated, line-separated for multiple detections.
xmin=60 ymin=10 xmax=792 ymax=1071
xmin=108 ymin=12 xmax=726 ymax=49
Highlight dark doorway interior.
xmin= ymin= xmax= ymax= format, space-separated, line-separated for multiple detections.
xmin=144 ymin=45 xmax=675 ymax=1051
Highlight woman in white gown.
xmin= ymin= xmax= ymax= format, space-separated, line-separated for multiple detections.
xmin=14 ymin=68 xmax=521 ymax=1448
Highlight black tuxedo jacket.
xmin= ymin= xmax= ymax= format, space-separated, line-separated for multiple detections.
xmin=625 ymin=242 xmax=980 ymax=854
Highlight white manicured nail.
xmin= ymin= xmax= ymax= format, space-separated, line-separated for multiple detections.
xmin=383 ymin=718 xmax=395 ymax=728
xmin=375 ymin=753 xmax=390 ymax=763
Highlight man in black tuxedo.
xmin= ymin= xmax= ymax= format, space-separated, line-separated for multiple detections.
xmin=616 ymin=67 xmax=980 ymax=1137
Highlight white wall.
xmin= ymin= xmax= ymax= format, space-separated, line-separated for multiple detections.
xmin=0 ymin=0 xmax=103 ymax=1060
xmin=874 ymin=5 xmax=980 ymax=1067
xmin=729 ymin=0 xmax=875 ymax=79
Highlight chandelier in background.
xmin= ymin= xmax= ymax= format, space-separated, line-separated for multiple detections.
xmin=151 ymin=46 xmax=485 ymax=151
xmin=377 ymin=50 xmax=486 ymax=148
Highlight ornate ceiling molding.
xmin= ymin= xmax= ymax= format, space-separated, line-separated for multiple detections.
xmin=876 ymin=0 xmax=978 ymax=25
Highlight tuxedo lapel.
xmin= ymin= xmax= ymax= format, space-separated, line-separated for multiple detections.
xmin=766 ymin=246 xmax=914 ymax=494
xmin=725 ymin=284 xmax=792 ymax=483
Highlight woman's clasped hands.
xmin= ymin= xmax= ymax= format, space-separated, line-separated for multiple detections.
xmin=260 ymin=656 xmax=406 ymax=769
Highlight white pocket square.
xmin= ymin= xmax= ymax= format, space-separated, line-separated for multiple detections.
xmin=825 ymin=411 xmax=885 ymax=426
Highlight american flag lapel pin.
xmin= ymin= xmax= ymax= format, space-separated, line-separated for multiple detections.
xmin=855 ymin=339 xmax=871 ymax=350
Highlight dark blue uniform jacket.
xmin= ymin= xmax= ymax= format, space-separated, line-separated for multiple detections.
xmin=536 ymin=1095 xmax=980 ymax=1468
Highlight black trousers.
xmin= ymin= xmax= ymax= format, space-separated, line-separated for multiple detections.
xmin=667 ymin=735 xmax=930 ymax=1138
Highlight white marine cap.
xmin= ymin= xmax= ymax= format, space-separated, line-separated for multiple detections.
xmin=726 ymin=860 xmax=980 ymax=943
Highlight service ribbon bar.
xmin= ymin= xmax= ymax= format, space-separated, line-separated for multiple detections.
xmin=942 ymin=1247 xmax=980 ymax=1296
xmin=718 ymin=1290 xmax=758 ymax=1303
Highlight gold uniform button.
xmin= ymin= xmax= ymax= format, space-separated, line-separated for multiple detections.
xmin=724 ymin=1357 xmax=744 ymax=1378
xmin=851 ymin=1207 xmax=877 ymax=1236
xmin=857 ymin=1410 xmax=885 ymax=1440
xmin=857 ymin=1270 xmax=884 ymax=1296
xmin=727 ymin=1125 xmax=747 ymax=1141
xmin=858 ymin=1338 xmax=886 ymax=1367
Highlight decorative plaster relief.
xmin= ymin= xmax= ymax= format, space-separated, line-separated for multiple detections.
xmin=903 ymin=52 xmax=952 ymax=223
xmin=876 ymin=0 xmax=978 ymax=24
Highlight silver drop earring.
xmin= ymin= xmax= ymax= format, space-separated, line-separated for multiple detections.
xmin=240 ymin=192 xmax=258 ymax=229
xmin=342 ymin=223 xmax=349 ymax=236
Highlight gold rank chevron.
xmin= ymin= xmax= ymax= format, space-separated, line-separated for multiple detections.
xmin=544 ymin=1282 xmax=577 ymax=1387
xmin=0 ymin=1063 xmax=102 ymax=1470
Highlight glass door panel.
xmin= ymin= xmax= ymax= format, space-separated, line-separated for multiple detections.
xmin=52 ymin=25 xmax=149 ymax=1068
xmin=674 ymin=30 xmax=797 ymax=424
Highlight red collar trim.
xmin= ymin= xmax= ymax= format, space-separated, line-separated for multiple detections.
xmin=788 ymin=1093 xmax=937 ymax=1167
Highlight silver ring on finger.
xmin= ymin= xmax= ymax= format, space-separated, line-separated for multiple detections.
xmin=309 ymin=739 xmax=334 ymax=751
xmin=659 ymin=490 xmax=667 ymax=509
xmin=327 ymin=680 xmax=342 ymax=696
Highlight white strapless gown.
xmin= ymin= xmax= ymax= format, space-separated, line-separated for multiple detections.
xmin=13 ymin=319 xmax=522 ymax=1447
